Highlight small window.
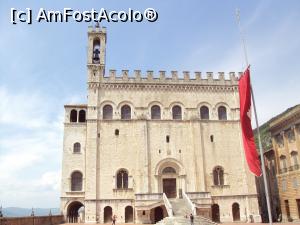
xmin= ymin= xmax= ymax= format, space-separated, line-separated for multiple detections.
xmin=78 ymin=110 xmax=86 ymax=122
xmin=172 ymin=105 xmax=182 ymax=120
xmin=218 ymin=106 xmax=227 ymax=120
xmin=70 ymin=109 xmax=77 ymax=122
xmin=151 ymin=105 xmax=161 ymax=119
xmin=166 ymin=135 xmax=170 ymax=143
xmin=121 ymin=105 xmax=131 ymax=120
xmin=213 ymin=166 xmax=224 ymax=186
xmin=210 ymin=135 xmax=214 ymax=142
xmin=115 ymin=129 xmax=119 ymax=136
xmin=142 ymin=211 xmax=146 ymax=215
xmin=200 ymin=106 xmax=209 ymax=120
xmin=73 ymin=142 xmax=81 ymax=153
xmin=103 ymin=105 xmax=113 ymax=120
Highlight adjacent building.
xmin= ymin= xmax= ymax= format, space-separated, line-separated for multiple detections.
xmin=269 ymin=105 xmax=300 ymax=221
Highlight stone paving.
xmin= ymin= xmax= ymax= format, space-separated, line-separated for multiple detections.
xmin=63 ymin=223 xmax=300 ymax=225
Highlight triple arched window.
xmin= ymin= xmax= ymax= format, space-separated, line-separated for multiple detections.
xmin=71 ymin=171 xmax=83 ymax=191
xmin=213 ymin=166 xmax=224 ymax=186
xmin=116 ymin=169 xmax=128 ymax=189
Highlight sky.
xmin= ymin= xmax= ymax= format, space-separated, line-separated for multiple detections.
xmin=0 ymin=0 xmax=299 ymax=208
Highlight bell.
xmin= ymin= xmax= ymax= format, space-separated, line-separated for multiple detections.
xmin=93 ymin=49 xmax=100 ymax=62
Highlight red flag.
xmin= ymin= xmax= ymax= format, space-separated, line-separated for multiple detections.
xmin=239 ymin=67 xmax=262 ymax=176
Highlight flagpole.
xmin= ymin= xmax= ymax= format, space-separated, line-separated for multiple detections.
xmin=236 ymin=8 xmax=273 ymax=225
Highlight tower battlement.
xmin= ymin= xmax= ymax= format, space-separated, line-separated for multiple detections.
xmin=102 ymin=70 xmax=241 ymax=85
xmin=88 ymin=25 xmax=107 ymax=33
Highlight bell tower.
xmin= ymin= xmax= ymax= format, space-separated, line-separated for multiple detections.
xmin=84 ymin=24 xmax=106 ymax=223
xmin=87 ymin=23 xmax=106 ymax=81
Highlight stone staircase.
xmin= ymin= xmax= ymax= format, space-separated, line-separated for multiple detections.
xmin=156 ymin=216 xmax=218 ymax=225
xmin=169 ymin=198 xmax=191 ymax=216
xmin=156 ymin=197 xmax=218 ymax=225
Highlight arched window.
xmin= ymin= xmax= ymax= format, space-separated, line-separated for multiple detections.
xmin=70 ymin=109 xmax=77 ymax=122
xmin=151 ymin=105 xmax=161 ymax=119
xmin=71 ymin=171 xmax=83 ymax=191
xmin=103 ymin=105 xmax=113 ymax=120
xmin=78 ymin=110 xmax=86 ymax=122
xmin=291 ymin=151 xmax=298 ymax=166
xmin=172 ymin=105 xmax=182 ymax=120
xmin=162 ymin=167 xmax=176 ymax=174
xmin=280 ymin=155 xmax=287 ymax=173
xmin=121 ymin=105 xmax=131 ymax=120
xmin=93 ymin=39 xmax=100 ymax=63
xmin=117 ymin=169 xmax=128 ymax=189
xmin=218 ymin=106 xmax=227 ymax=120
xmin=200 ymin=106 xmax=209 ymax=120
xmin=73 ymin=142 xmax=81 ymax=153
xmin=213 ymin=166 xmax=224 ymax=186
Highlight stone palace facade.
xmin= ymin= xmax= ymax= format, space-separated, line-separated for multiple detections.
xmin=60 ymin=25 xmax=261 ymax=224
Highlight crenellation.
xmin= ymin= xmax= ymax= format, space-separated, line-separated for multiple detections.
xmin=147 ymin=70 xmax=154 ymax=80
xmin=183 ymin=71 xmax=190 ymax=81
xmin=207 ymin=72 xmax=214 ymax=81
xmin=218 ymin=72 xmax=225 ymax=81
xmin=102 ymin=70 xmax=240 ymax=85
xmin=171 ymin=71 xmax=178 ymax=80
xmin=122 ymin=70 xmax=129 ymax=80
xmin=229 ymin=72 xmax=236 ymax=81
xmin=88 ymin=25 xmax=107 ymax=34
xmin=159 ymin=71 xmax=166 ymax=80
xmin=195 ymin=72 xmax=201 ymax=80
xmin=134 ymin=70 xmax=141 ymax=80
xmin=109 ymin=69 xmax=116 ymax=81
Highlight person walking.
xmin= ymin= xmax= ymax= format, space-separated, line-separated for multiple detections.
xmin=189 ymin=213 xmax=194 ymax=225
xmin=112 ymin=214 xmax=117 ymax=225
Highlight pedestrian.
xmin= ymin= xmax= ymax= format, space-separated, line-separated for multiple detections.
xmin=112 ymin=214 xmax=117 ymax=225
xmin=189 ymin=213 xmax=194 ymax=225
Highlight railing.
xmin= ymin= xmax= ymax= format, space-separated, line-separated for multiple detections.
xmin=183 ymin=192 xmax=196 ymax=216
xmin=162 ymin=193 xmax=173 ymax=217
xmin=135 ymin=193 xmax=163 ymax=201
xmin=185 ymin=192 xmax=211 ymax=199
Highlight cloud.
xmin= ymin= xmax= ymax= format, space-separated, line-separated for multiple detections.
xmin=0 ymin=85 xmax=79 ymax=207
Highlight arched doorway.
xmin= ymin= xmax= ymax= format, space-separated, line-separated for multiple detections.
xmin=154 ymin=207 xmax=164 ymax=223
xmin=104 ymin=206 xmax=112 ymax=223
xmin=67 ymin=201 xmax=84 ymax=223
xmin=125 ymin=206 xmax=134 ymax=223
xmin=232 ymin=203 xmax=240 ymax=221
xmin=211 ymin=204 xmax=220 ymax=222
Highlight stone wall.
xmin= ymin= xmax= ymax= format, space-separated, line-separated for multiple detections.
xmin=0 ymin=215 xmax=64 ymax=225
